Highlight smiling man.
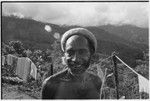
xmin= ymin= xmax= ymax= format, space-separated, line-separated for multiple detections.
xmin=42 ymin=28 xmax=102 ymax=99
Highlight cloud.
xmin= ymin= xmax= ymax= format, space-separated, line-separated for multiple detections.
xmin=45 ymin=25 xmax=52 ymax=32
xmin=2 ymin=2 xmax=149 ymax=28
xmin=54 ymin=32 xmax=60 ymax=40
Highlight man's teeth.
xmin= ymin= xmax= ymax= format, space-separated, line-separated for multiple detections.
xmin=74 ymin=65 xmax=81 ymax=68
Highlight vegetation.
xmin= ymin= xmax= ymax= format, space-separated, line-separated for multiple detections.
xmin=2 ymin=39 xmax=149 ymax=99
xmin=1 ymin=15 xmax=149 ymax=99
xmin=2 ymin=15 xmax=148 ymax=67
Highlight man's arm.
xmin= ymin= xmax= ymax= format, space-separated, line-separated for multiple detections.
xmin=41 ymin=78 xmax=56 ymax=99
xmin=94 ymin=76 xmax=102 ymax=95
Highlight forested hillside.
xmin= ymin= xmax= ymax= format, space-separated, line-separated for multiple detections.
xmin=2 ymin=15 xmax=149 ymax=99
xmin=2 ymin=15 xmax=148 ymax=67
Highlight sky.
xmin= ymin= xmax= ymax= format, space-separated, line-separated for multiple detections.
xmin=2 ymin=2 xmax=149 ymax=28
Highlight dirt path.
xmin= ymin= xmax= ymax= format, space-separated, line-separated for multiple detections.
xmin=2 ymin=83 xmax=35 ymax=99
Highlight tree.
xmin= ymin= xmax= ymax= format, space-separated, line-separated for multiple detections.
xmin=42 ymin=49 xmax=52 ymax=62
xmin=51 ymin=40 xmax=64 ymax=73
xmin=2 ymin=42 xmax=15 ymax=55
xmin=8 ymin=40 xmax=25 ymax=55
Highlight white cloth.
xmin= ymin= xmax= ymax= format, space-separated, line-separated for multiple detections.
xmin=2 ymin=56 xmax=5 ymax=66
xmin=16 ymin=57 xmax=31 ymax=82
xmin=16 ymin=58 xmax=24 ymax=79
xmin=6 ymin=54 xmax=18 ymax=66
xmin=138 ymin=74 xmax=149 ymax=94
xmin=6 ymin=54 xmax=13 ymax=65
xmin=30 ymin=62 xmax=37 ymax=80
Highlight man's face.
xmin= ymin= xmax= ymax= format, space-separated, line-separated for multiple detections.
xmin=64 ymin=35 xmax=91 ymax=75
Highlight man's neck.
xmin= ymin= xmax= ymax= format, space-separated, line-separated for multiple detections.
xmin=67 ymin=68 xmax=86 ymax=81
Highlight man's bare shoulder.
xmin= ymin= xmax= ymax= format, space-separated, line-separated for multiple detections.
xmin=41 ymin=68 xmax=68 ymax=99
xmin=86 ymin=72 xmax=102 ymax=83
xmin=43 ymin=68 xmax=68 ymax=85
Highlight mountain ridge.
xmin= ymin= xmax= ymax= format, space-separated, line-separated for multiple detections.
xmin=2 ymin=15 xmax=148 ymax=67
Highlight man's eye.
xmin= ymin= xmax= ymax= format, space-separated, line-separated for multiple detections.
xmin=67 ymin=50 xmax=74 ymax=56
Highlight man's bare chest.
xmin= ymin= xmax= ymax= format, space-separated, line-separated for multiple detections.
xmin=54 ymin=81 xmax=100 ymax=99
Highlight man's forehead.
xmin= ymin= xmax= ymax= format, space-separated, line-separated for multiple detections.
xmin=65 ymin=35 xmax=89 ymax=50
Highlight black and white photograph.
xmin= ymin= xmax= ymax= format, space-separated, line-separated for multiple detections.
xmin=1 ymin=0 xmax=149 ymax=99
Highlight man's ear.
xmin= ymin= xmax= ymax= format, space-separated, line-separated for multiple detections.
xmin=62 ymin=56 xmax=67 ymax=65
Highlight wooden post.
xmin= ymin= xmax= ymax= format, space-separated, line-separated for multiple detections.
xmin=100 ymin=68 xmax=107 ymax=99
xmin=112 ymin=53 xmax=119 ymax=99
xmin=51 ymin=63 xmax=53 ymax=75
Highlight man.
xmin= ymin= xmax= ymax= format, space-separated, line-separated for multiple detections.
xmin=42 ymin=28 xmax=102 ymax=99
